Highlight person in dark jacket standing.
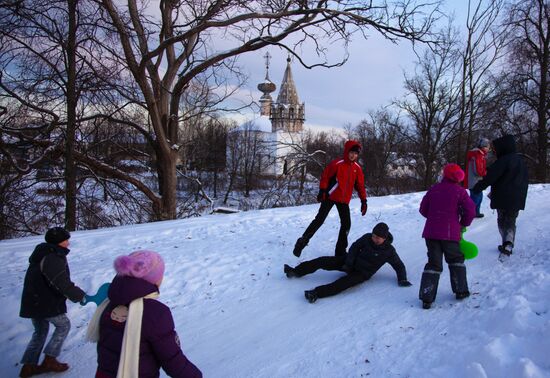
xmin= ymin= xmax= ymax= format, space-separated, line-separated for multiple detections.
xmin=90 ymin=250 xmax=202 ymax=378
xmin=471 ymin=134 xmax=529 ymax=257
xmin=285 ymin=222 xmax=411 ymax=303
xmin=293 ymin=140 xmax=368 ymax=258
xmin=418 ymin=164 xmax=476 ymax=309
xmin=19 ymin=227 xmax=86 ymax=377
xmin=464 ymin=137 xmax=490 ymax=217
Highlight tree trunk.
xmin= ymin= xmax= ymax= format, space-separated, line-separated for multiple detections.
xmin=155 ymin=150 xmax=178 ymax=220
xmin=64 ymin=0 xmax=78 ymax=231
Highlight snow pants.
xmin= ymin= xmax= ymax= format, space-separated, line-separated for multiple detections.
xmin=419 ymin=239 xmax=468 ymax=304
xmin=497 ymin=209 xmax=519 ymax=250
xmin=293 ymin=255 xmax=367 ymax=298
xmin=301 ymin=200 xmax=351 ymax=256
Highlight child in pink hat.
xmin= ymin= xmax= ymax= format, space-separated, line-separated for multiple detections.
xmin=91 ymin=250 xmax=202 ymax=378
xmin=418 ymin=164 xmax=476 ymax=309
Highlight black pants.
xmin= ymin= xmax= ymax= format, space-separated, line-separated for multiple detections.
xmin=497 ymin=209 xmax=519 ymax=247
xmin=302 ymin=200 xmax=351 ymax=256
xmin=419 ymin=239 xmax=468 ymax=303
xmin=294 ymin=256 xmax=367 ymax=298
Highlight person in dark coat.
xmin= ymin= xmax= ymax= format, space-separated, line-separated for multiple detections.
xmin=418 ymin=164 xmax=476 ymax=309
xmin=471 ymin=134 xmax=529 ymax=256
xmin=19 ymin=227 xmax=86 ymax=377
xmin=285 ymin=222 xmax=411 ymax=303
xmin=293 ymin=140 xmax=368 ymax=258
xmin=91 ymin=250 xmax=202 ymax=378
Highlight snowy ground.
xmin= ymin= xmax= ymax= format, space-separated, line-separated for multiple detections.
xmin=1 ymin=185 xmax=549 ymax=377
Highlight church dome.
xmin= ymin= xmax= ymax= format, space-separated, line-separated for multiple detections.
xmin=258 ymin=79 xmax=276 ymax=94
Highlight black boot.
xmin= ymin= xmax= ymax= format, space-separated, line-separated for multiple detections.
xmin=422 ymin=302 xmax=432 ymax=309
xmin=293 ymin=237 xmax=309 ymax=257
xmin=284 ymin=264 xmax=298 ymax=278
xmin=449 ymin=263 xmax=469 ymax=296
xmin=456 ymin=291 xmax=470 ymax=300
xmin=304 ymin=290 xmax=318 ymax=303
xmin=419 ymin=271 xmax=440 ymax=305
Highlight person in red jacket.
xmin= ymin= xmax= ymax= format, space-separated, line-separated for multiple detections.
xmin=463 ymin=138 xmax=490 ymax=217
xmin=293 ymin=140 xmax=367 ymax=257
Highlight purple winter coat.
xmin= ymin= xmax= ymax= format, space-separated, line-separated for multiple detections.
xmin=96 ymin=275 xmax=202 ymax=378
xmin=419 ymin=178 xmax=476 ymax=241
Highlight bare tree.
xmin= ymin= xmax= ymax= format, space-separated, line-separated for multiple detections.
xmin=394 ymin=26 xmax=462 ymax=188
xmin=455 ymin=0 xmax=509 ymax=162
xmin=504 ymin=0 xmax=549 ymax=182
xmin=348 ymin=108 xmax=404 ymax=195
xmin=0 ymin=0 xmax=107 ymax=230
xmin=93 ymin=0 xmax=442 ymax=220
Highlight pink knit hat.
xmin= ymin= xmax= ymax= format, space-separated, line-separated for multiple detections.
xmin=114 ymin=250 xmax=165 ymax=286
xmin=443 ymin=163 xmax=465 ymax=183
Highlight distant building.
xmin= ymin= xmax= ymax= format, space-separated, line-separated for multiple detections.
xmin=229 ymin=53 xmax=306 ymax=176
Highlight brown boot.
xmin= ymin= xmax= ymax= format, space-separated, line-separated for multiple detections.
xmin=40 ymin=355 xmax=69 ymax=373
xmin=19 ymin=364 xmax=44 ymax=377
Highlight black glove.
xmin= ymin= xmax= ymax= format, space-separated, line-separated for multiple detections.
xmin=317 ymin=189 xmax=328 ymax=202
xmin=398 ymin=280 xmax=412 ymax=287
xmin=361 ymin=199 xmax=367 ymax=216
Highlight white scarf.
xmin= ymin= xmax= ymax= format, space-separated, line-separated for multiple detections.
xmin=86 ymin=292 xmax=159 ymax=378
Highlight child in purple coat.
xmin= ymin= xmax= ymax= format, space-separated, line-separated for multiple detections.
xmin=418 ymin=164 xmax=476 ymax=309
xmin=89 ymin=250 xmax=202 ymax=378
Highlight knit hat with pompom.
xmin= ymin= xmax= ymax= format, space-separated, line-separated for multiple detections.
xmin=443 ymin=163 xmax=465 ymax=183
xmin=114 ymin=250 xmax=165 ymax=286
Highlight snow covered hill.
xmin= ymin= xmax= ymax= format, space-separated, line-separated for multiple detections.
xmin=1 ymin=185 xmax=549 ymax=377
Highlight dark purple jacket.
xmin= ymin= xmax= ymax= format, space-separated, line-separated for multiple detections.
xmin=420 ymin=178 xmax=476 ymax=241
xmin=96 ymin=275 xmax=202 ymax=378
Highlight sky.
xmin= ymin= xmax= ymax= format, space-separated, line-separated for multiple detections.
xmin=230 ymin=1 xmax=471 ymax=132
xmin=1 ymin=184 xmax=549 ymax=377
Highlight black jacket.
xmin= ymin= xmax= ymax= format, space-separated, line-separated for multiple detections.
xmin=472 ymin=135 xmax=528 ymax=210
xmin=344 ymin=232 xmax=407 ymax=281
xmin=20 ymin=243 xmax=85 ymax=318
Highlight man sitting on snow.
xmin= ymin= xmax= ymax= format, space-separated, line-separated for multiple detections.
xmin=284 ymin=222 xmax=411 ymax=303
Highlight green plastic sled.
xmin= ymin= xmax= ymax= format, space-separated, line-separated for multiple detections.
xmin=460 ymin=228 xmax=478 ymax=259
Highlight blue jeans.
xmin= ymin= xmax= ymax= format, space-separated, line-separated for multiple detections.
xmin=21 ymin=314 xmax=71 ymax=365
xmin=469 ymin=190 xmax=483 ymax=215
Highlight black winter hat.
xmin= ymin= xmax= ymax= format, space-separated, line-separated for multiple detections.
xmin=372 ymin=222 xmax=389 ymax=239
xmin=45 ymin=227 xmax=71 ymax=244
xmin=349 ymin=145 xmax=361 ymax=153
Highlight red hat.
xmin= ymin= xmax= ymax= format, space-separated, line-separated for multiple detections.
xmin=443 ymin=163 xmax=465 ymax=183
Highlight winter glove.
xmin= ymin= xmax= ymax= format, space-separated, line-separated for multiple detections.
xmin=79 ymin=294 xmax=91 ymax=306
xmin=461 ymin=227 xmax=467 ymax=233
xmin=360 ymin=199 xmax=368 ymax=216
xmin=317 ymin=189 xmax=328 ymax=203
xmin=398 ymin=280 xmax=412 ymax=287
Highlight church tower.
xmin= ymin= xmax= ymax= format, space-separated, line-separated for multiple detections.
xmin=270 ymin=56 xmax=305 ymax=132
xmin=257 ymin=52 xmax=276 ymax=117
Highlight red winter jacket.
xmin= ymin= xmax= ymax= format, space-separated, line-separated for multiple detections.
xmin=319 ymin=140 xmax=367 ymax=204
xmin=463 ymin=148 xmax=487 ymax=189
